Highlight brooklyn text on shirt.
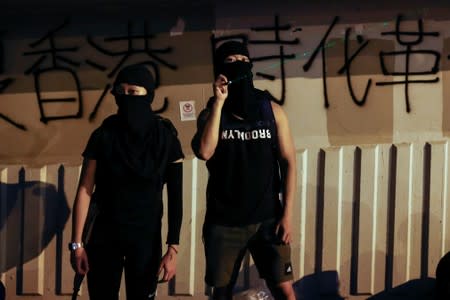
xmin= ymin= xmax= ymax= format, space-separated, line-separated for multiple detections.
xmin=221 ymin=129 xmax=272 ymax=141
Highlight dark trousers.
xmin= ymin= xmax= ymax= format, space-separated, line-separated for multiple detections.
xmin=86 ymin=229 xmax=162 ymax=300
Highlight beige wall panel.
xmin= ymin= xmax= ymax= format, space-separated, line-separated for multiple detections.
xmin=335 ymin=146 xmax=355 ymax=298
xmin=292 ymin=150 xmax=305 ymax=280
xmin=327 ymin=75 xmax=394 ymax=146
xmin=428 ymin=141 xmax=449 ymax=277
xmin=297 ymin=148 xmax=320 ymax=278
xmin=409 ymin=144 xmax=425 ymax=280
xmin=21 ymin=167 xmax=45 ymax=295
xmin=60 ymin=165 xmax=83 ymax=297
xmin=322 ymin=147 xmax=343 ymax=271
xmin=372 ymin=144 xmax=390 ymax=295
xmin=356 ymin=145 xmax=380 ymax=295
xmin=391 ymin=143 xmax=413 ymax=287
xmin=0 ymin=167 xmax=8 ymax=293
xmin=192 ymin=159 xmax=209 ymax=299
xmin=2 ymin=166 xmax=21 ymax=300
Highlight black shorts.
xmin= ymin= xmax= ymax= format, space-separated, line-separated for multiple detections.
xmin=203 ymin=219 xmax=293 ymax=287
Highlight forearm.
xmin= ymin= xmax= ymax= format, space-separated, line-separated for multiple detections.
xmin=272 ymin=102 xmax=296 ymax=220
xmin=71 ymin=159 xmax=96 ymax=243
xmin=281 ymin=158 xmax=296 ymax=219
xmin=71 ymin=188 xmax=92 ymax=243
xmin=199 ymin=100 xmax=223 ymax=160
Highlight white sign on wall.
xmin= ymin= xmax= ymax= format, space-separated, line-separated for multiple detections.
xmin=179 ymin=100 xmax=196 ymax=121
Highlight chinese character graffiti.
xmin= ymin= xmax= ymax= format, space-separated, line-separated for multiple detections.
xmin=249 ymin=15 xmax=299 ymax=105
xmin=23 ymin=20 xmax=83 ymax=123
xmin=376 ymin=14 xmax=440 ymax=113
xmin=87 ymin=21 xmax=177 ymax=119
xmin=302 ymin=16 xmax=340 ymax=108
xmin=210 ymin=15 xmax=299 ymax=106
xmin=337 ymin=27 xmax=373 ymax=106
xmin=0 ymin=31 xmax=24 ymax=130
xmin=0 ymin=31 xmax=14 ymax=93
xmin=0 ymin=14 xmax=448 ymax=133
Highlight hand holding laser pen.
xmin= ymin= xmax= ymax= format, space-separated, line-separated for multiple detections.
xmin=214 ymin=72 xmax=253 ymax=103
xmin=213 ymin=74 xmax=229 ymax=103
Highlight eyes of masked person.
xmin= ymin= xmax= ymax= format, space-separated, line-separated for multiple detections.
xmin=223 ymin=54 xmax=250 ymax=64
xmin=112 ymin=83 xmax=147 ymax=96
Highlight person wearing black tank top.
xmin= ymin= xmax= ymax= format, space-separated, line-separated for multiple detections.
xmin=70 ymin=64 xmax=184 ymax=300
xmin=192 ymin=41 xmax=297 ymax=300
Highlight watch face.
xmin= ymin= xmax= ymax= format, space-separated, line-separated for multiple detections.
xmin=69 ymin=243 xmax=82 ymax=251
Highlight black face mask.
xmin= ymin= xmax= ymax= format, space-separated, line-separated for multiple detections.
xmin=220 ymin=60 xmax=253 ymax=83
xmin=220 ymin=61 xmax=258 ymax=119
xmin=106 ymin=64 xmax=170 ymax=181
xmin=115 ymin=94 xmax=155 ymax=138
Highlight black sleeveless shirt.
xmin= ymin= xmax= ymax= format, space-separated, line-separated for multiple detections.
xmin=205 ymin=94 xmax=282 ymax=226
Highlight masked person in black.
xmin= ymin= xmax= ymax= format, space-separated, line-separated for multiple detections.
xmin=70 ymin=64 xmax=184 ymax=300
xmin=192 ymin=41 xmax=297 ymax=300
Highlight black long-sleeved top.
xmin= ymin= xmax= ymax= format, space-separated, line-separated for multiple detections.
xmin=83 ymin=114 xmax=184 ymax=244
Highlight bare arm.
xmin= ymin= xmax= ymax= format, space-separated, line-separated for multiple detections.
xmin=272 ymin=102 xmax=297 ymax=244
xmin=71 ymin=158 xmax=96 ymax=243
xmin=194 ymin=75 xmax=228 ymax=161
xmin=70 ymin=158 xmax=96 ymax=275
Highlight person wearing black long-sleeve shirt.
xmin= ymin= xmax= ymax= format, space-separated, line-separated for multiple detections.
xmin=70 ymin=64 xmax=184 ymax=300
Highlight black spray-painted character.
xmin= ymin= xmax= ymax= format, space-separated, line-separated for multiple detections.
xmin=0 ymin=31 xmax=24 ymax=130
xmin=23 ymin=20 xmax=83 ymax=124
xmin=303 ymin=16 xmax=373 ymax=108
xmin=86 ymin=21 xmax=177 ymax=120
xmin=376 ymin=14 xmax=440 ymax=113
xmin=248 ymin=14 xmax=299 ymax=105
xmin=302 ymin=16 xmax=340 ymax=108
xmin=0 ymin=31 xmax=14 ymax=93
xmin=337 ymin=27 xmax=373 ymax=106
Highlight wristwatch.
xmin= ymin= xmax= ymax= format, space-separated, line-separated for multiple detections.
xmin=68 ymin=242 xmax=84 ymax=251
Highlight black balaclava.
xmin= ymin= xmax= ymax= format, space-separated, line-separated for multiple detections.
xmin=112 ymin=64 xmax=156 ymax=137
xmin=214 ymin=41 xmax=259 ymax=120
xmin=108 ymin=64 xmax=167 ymax=180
